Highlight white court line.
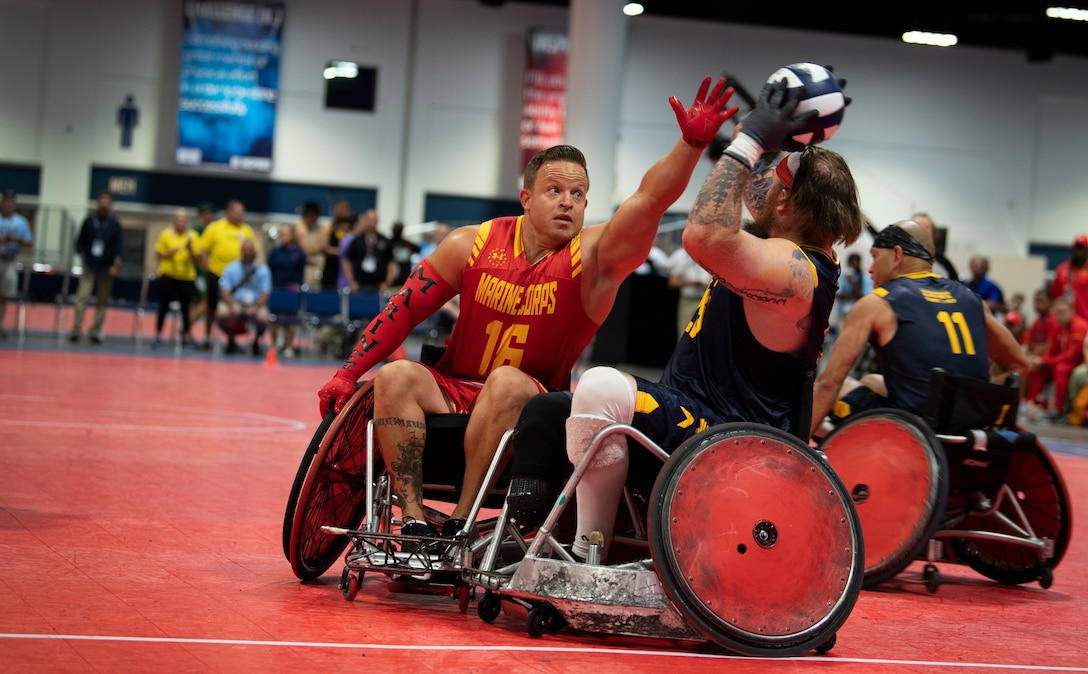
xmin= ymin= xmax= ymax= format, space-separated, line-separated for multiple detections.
xmin=1 ymin=634 xmax=1085 ymax=671
xmin=0 ymin=395 xmax=307 ymax=433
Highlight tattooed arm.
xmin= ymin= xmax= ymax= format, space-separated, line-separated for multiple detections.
xmin=743 ymin=152 xmax=784 ymax=219
xmin=682 ymin=151 xmax=818 ymax=354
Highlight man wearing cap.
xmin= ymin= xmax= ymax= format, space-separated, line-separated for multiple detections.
xmin=0 ymin=189 xmax=34 ymax=338
xmin=1050 ymin=233 xmax=1088 ymax=322
xmin=810 ymin=220 xmax=1028 ymax=437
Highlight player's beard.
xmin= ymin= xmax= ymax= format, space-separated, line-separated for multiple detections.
xmin=744 ymin=207 xmax=775 ymax=240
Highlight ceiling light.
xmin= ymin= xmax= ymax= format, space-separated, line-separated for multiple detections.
xmin=623 ymin=3 xmax=644 ymax=17
xmin=902 ymin=30 xmax=958 ymax=47
xmin=1046 ymin=6 xmax=1088 ymax=21
xmin=323 ymin=61 xmax=359 ymax=80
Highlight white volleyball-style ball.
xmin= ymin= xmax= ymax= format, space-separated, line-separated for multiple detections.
xmin=765 ymin=62 xmax=846 ymax=146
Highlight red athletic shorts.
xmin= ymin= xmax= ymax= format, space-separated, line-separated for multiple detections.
xmin=422 ymin=364 xmax=548 ymax=414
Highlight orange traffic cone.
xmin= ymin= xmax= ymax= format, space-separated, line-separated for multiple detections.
xmin=265 ymin=345 xmax=278 ymax=368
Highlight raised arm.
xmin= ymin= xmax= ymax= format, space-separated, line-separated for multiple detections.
xmin=684 ymin=78 xmax=823 ymax=328
xmin=585 ymin=77 xmax=737 ymax=312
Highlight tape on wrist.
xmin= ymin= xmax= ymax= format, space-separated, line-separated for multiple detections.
xmin=723 ymin=134 xmax=764 ymax=169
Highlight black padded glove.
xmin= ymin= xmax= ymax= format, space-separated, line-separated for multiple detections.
xmin=740 ymin=78 xmax=818 ymax=154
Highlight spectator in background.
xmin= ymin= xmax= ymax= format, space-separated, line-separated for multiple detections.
xmin=343 ymin=208 xmax=394 ymax=293
xmin=188 ymin=202 xmax=217 ymax=334
xmin=1022 ymin=289 xmax=1056 ymax=357
xmin=0 ymin=189 xmax=33 ymax=339
xmin=150 ymin=208 xmax=201 ymax=349
xmin=965 ymin=254 xmax=1005 ymax=314
xmin=1019 ymin=289 xmax=1056 ymax=402
xmin=1024 ymin=295 xmax=1087 ymax=421
xmin=197 ymin=199 xmax=258 ymax=350
xmin=318 ymin=199 xmax=352 ymax=291
xmin=1050 ymin=233 xmax=1088 ymax=322
xmin=216 ymin=239 xmax=271 ymax=356
xmin=69 ymin=192 xmax=124 ymax=345
xmin=418 ymin=221 xmax=450 ymax=259
xmin=388 ymin=221 xmax=421 ymax=290
xmin=323 ymin=212 xmax=353 ymax=292
xmin=267 ymin=224 xmax=307 ymax=357
xmin=294 ymin=200 xmax=327 ymax=290
xmin=835 ymin=251 xmax=872 ymax=323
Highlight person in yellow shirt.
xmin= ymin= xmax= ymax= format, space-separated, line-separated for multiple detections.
xmin=152 ymin=208 xmax=202 ymax=348
xmin=197 ymin=199 xmax=257 ymax=350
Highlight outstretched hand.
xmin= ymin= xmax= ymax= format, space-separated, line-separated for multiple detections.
xmin=739 ymin=77 xmax=819 ymax=155
xmin=317 ymin=372 xmax=357 ymax=418
xmin=669 ymin=77 xmax=739 ymax=149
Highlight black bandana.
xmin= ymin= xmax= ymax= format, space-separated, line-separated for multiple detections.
xmin=872 ymin=225 xmax=933 ymax=262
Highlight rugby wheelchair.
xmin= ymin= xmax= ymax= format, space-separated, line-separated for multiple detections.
xmin=282 ymin=357 xmax=865 ymax=656
xmin=817 ymin=368 xmax=1073 ymax=593
xmin=462 ymin=394 xmax=865 ymax=656
xmin=282 ymin=347 xmax=521 ymax=608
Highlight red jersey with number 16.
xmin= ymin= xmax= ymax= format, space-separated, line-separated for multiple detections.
xmin=434 ymin=215 xmax=598 ymax=392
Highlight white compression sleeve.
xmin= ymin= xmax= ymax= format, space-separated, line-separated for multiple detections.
xmin=566 ymin=367 xmax=636 ymax=560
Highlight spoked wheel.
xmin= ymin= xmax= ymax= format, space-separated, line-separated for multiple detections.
xmin=286 ymin=381 xmax=377 ymax=580
xmin=649 ymin=423 xmax=863 ymax=657
xmin=282 ymin=409 xmax=337 ymax=560
xmin=819 ymin=409 xmax=948 ymax=588
xmin=948 ymin=442 xmax=1072 ymax=587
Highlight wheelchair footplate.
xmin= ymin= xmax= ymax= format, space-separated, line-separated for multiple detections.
xmin=323 ymin=525 xmax=474 ymax=602
xmin=497 ymin=548 xmax=703 ymax=642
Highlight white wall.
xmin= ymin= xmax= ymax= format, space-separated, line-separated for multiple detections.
xmin=2 ymin=0 xmax=1087 ymax=300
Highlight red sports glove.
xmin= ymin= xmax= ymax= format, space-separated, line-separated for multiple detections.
xmin=317 ymin=370 xmax=357 ymax=418
xmin=669 ymin=77 xmax=739 ymax=149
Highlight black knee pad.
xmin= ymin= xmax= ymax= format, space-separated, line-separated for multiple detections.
xmin=506 ymin=392 xmax=573 ymax=527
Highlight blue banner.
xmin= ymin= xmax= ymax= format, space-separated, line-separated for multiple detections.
xmin=176 ymin=1 xmax=284 ymax=172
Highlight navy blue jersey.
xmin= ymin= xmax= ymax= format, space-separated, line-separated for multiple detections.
xmin=873 ymin=272 xmax=990 ymax=413
xmin=656 ymin=245 xmax=839 ymax=435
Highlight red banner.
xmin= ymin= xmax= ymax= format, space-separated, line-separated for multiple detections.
xmin=519 ymin=29 xmax=568 ymax=184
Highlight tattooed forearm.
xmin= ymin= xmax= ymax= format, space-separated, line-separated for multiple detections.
xmin=744 ymin=158 xmax=777 ymax=218
xmin=690 ymin=156 xmax=747 ymax=229
xmin=373 ymin=416 xmax=427 ymax=429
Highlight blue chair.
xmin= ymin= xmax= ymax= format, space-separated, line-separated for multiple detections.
xmin=300 ymin=285 xmax=347 ymax=357
xmin=345 ymin=290 xmax=384 ymax=333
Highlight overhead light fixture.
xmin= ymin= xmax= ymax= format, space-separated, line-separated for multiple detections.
xmin=902 ymin=30 xmax=958 ymax=47
xmin=323 ymin=61 xmax=359 ymax=80
xmin=1046 ymin=6 xmax=1088 ymax=21
xmin=623 ymin=3 xmax=644 ymax=17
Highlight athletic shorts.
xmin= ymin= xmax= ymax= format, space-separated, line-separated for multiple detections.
xmin=630 ymin=376 xmax=727 ymax=455
xmin=421 ymin=364 xmax=547 ymax=414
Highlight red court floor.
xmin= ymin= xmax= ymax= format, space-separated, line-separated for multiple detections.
xmin=1 ymin=307 xmax=1087 ymax=673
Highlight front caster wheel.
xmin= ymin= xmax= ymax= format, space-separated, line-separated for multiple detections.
xmin=339 ymin=567 xmax=361 ymax=601
xmin=923 ymin=563 xmax=941 ymax=594
xmin=477 ymin=591 xmax=502 ymax=623
xmin=526 ymin=605 xmax=553 ymax=638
